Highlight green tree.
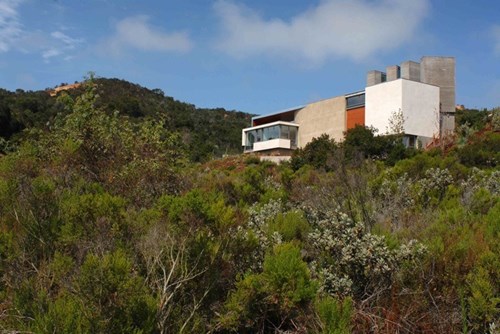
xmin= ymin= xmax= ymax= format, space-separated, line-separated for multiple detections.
xmin=218 ymin=243 xmax=318 ymax=332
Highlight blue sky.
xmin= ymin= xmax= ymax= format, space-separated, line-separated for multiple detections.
xmin=0 ymin=0 xmax=499 ymax=114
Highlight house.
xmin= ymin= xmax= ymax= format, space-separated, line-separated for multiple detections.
xmin=242 ymin=56 xmax=455 ymax=160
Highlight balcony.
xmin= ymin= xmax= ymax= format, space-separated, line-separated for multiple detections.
xmin=242 ymin=121 xmax=299 ymax=153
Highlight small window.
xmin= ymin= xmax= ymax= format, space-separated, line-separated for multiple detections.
xmin=408 ymin=136 xmax=415 ymax=148
xmin=346 ymin=93 xmax=365 ymax=109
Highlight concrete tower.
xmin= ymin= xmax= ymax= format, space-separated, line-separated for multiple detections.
xmin=420 ymin=56 xmax=456 ymax=135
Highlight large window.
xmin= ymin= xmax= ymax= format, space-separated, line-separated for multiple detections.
xmin=244 ymin=123 xmax=298 ymax=150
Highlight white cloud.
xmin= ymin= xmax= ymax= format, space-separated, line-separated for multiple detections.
xmin=41 ymin=30 xmax=84 ymax=62
xmin=101 ymin=15 xmax=193 ymax=55
xmin=51 ymin=31 xmax=83 ymax=48
xmin=0 ymin=0 xmax=23 ymax=52
xmin=493 ymin=24 xmax=500 ymax=56
xmin=42 ymin=48 xmax=61 ymax=60
xmin=214 ymin=0 xmax=429 ymax=64
xmin=0 ymin=1 xmax=83 ymax=61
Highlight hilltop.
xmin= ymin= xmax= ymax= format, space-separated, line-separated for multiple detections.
xmin=0 ymin=78 xmax=252 ymax=161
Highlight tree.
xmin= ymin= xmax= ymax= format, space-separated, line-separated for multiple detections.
xmin=290 ymin=134 xmax=339 ymax=171
xmin=217 ymin=243 xmax=318 ymax=333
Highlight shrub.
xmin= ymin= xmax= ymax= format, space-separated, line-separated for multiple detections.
xmin=218 ymin=242 xmax=317 ymax=332
xmin=316 ymin=296 xmax=353 ymax=334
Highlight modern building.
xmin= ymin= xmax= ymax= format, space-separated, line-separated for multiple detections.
xmin=242 ymin=56 xmax=455 ymax=159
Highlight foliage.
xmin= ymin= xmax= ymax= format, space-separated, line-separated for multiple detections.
xmin=291 ymin=134 xmax=339 ymax=171
xmin=0 ymin=77 xmax=251 ymax=161
xmin=455 ymin=108 xmax=489 ymax=130
xmin=316 ymin=296 xmax=353 ymax=334
xmin=218 ymin=243 xmax=317 ymax=333
xmin=0 ymin=78 xmax=498 ymax=333
xmin=457 ymin=131 xmax=500 ymax=168
xmin=291 ymin=126 xmax=415 ymax=172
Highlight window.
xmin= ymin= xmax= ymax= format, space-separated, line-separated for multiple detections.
xmin=244 ymin=123 xmax=299 ymax=151
xmin=289 ymin=127 xmax=297 ymax=147
xmin=408 ymin=136 xmax=415 ymax=148
xmin=346 ymin=93 xmax=365 ymax=109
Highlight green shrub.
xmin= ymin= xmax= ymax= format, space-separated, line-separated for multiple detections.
xmin=268 ymin=210 xmax=310 ymax=242
xmin=218 ymin=242 xmax=318 ymax=332
xmin=466 ymin=267 xmax=500 ymax=333
xmin=317 ymin=296 xmax=353 ymax=334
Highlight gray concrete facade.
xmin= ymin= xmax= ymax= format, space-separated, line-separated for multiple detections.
xmin=386 ymin=65 xmax=400 ymax=81
xmin=367 ymin=70 xmax=385 ymax=87
xmin=401 ymin=61 xmax=420 ymax=81
xmin=420 ymin=56 xmax=456 ymax=134
xmin=420 ymin=57 xmax=456 ymax=113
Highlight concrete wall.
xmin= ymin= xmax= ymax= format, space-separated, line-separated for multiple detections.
xmin=401 ymin=61 xmax=420 ymax=81
xmin=420 ymin=56 xmax=455 ymax=114
xmin=253 ymin=138 xmax=291 ymax=152
xmin=259 ymin=155 xmax=291 ymax=163
xmin=367 ymin=70 xmax=385 ymax=87
xmin=386 ymin=65 xmax=400 ymax=81
xmin=441 ymin=114 xmax=456 ymax=136
xmin=294 ymin=96 xmax=346 ymax=147
xmin=366 ymin=79 xmax=440 ymax=138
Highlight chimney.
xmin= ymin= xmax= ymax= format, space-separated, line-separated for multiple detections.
xmin=386 ymin=65 xmax=400 ymax=81
xmin=401 ymin=61 xmax=420 ymax=81
xmin=366 ymin=70 xmax=386 ymax=86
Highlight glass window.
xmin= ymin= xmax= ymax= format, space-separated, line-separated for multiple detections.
xmin=247 ymin=132 xmax=255 ymax=145
xmin=268 ymin=126 xmax=278 ymax=139
xmin=346 ymin=93 xmax=365 ymax=109
xmin=289 ymin=127 xmax=297 ymax=147
xmin=281 ymin=125 xmax=289 ymax=139
xmin=263 ymin=127 xmax=269 ymax=141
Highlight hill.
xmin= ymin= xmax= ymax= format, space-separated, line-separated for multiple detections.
xmin=0 ymin=77 xmax=252 ymax=161
xmin=0 ymin=78 xmax=498 ymax=333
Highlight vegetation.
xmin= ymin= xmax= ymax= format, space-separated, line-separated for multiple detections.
xmin=0 ymin=78 xmax=498 ymax=333
xmin=0 ymin=77 xmax=251 ymax=161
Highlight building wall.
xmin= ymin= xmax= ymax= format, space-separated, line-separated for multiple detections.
xmin=401 ymin=61 xmax=420 ymax=81
xmin=346 ymin=106 xmax=365 ymax=130
xmin=420 ymin=56 xmax=456 ymax=135
xmin=365 ymin=80 xmax=402 ymax=135
xmin=366 ymin=79 xmax=440 ymax=138
xmin=294 ymin=96 xmax=346 ymax=147
xmin=253 ymin=138 xmax=291 ymax=151
xmin=420 ymin=57 xmax=455 ymax=114
xmin=401 ymin=80 xmax=440 ymax=138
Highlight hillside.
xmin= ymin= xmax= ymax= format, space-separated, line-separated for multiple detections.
xmin=0 ymin=78 xmax=252 ymax=161
xmin=0 ymin=79 xmax=498 ymax=333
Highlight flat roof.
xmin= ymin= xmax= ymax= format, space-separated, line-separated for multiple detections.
xmin=345 ymin=90 xmax=365 ymax=98
xmin=243 ymin=120 xmax=299 ymax=132
xmin=251 ymin=105 xmax=305 ymax=122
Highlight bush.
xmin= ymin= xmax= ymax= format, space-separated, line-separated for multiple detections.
xmin=218 ymin=242 xmax=318 ymax=332
xmin=317 ymin=296 xmax=353 ymax=334
xmin=291 ymin=134 xmax=339 ymax=171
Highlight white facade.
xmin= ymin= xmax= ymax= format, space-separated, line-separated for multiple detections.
xmin=242 ymin=121 xmax=299 ymax=153
xmin=253 ymin=138 xmax=291 ymax=151
xmin=365 ymin=79 xmax=440 ymax=138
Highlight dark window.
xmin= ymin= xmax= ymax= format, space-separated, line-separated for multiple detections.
xmin=408 ymin=136 xmax=415 ymax=148
xmin=346 ymin=93 xmax=365 ymax=109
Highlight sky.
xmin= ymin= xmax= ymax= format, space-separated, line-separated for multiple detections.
xmin=0 ymin=0 xmax=499 ymax=115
